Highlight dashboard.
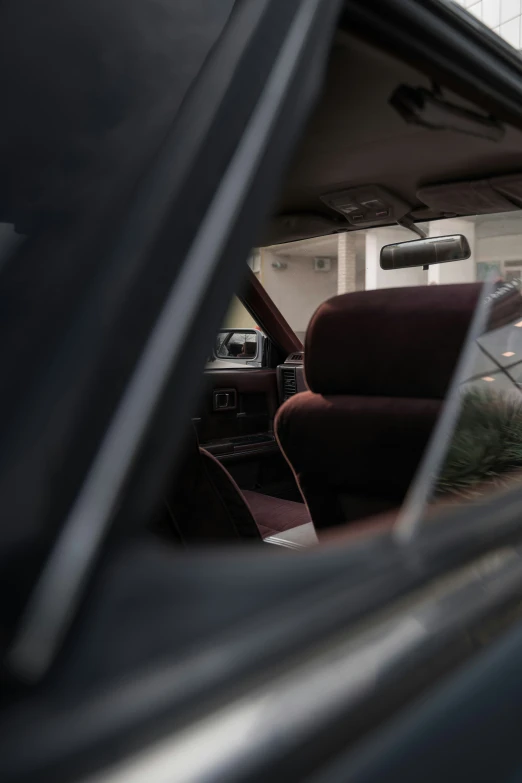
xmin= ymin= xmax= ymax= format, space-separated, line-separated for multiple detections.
xmin=277 ymin=351 xmax=307 ymax=404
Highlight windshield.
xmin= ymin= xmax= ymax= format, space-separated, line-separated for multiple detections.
xmin=259 ymin=210 xmax=522 ymax=341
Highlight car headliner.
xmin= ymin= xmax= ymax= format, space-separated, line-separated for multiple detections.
xmin=261 ymin=31 xmax=522 ymax=246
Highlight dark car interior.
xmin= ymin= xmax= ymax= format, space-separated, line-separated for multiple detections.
xmin=5 ymin=1 xmax=522 ymax=782
xmin=164 ymin=16 xmax=522 ymax=548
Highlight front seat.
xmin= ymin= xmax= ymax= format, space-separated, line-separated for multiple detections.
xmin=275 ymin=284 xmax=482 ymax=531
xmin=153 ymin=424 xmax=312 ymax=543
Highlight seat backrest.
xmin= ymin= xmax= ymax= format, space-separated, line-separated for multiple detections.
xmin=150 ymin=425 xmax=262 ymax=544
xmin=275 ymin=284 xmax=482 ymax=531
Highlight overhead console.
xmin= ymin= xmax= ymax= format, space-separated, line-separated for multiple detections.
xmin=319 ymin=172 xmax=522 ymax=233
xmin=263 ymin=170 xmax=522 ymax=251
xmin=320 ymin=184 xmax=411 ymax=229
xmin=277 ymin=352 xmax=307 ymax=404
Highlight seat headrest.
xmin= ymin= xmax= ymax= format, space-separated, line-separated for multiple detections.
xmin=304 ymin=284 xmax=482 ymax=398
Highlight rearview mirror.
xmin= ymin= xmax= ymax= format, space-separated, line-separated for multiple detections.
xmin=380 ymin=234 xmax=471 ymax=271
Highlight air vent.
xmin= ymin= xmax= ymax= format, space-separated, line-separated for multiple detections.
xmin=281 ymin=368 xmax=297 ymax=400
xmin=285 ymin=352 xmax=303 ymax=363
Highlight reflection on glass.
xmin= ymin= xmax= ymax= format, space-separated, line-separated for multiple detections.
xmin=476 ymin=323 xmax=522 ymax=369
xmin=216 ymin=331 xmax=257 ymax=359
xmin=433 ymin=387 xmax=522 ymax=503
xmin=428 ymin=280 xmax=522 ymax=512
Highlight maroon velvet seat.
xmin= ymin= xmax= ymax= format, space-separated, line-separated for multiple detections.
xmin=153 ymin=424 xmax=312 ymax=543
xmin=275 ymin=284 xmax=482 ymax=531
xmin=242 ymin=489 xmax=311 ymax=538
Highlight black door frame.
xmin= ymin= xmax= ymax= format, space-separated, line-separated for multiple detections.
xmin=3 ymin=0 xmax=344 ymax=682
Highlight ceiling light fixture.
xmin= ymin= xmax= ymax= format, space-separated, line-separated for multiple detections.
xmin=503 ymin=352 xmax=515 ymax=357
xmin=515 ymin=321 xmax=522 ymax=328
xmin=481 ymin=376 xmax=495 ymax=382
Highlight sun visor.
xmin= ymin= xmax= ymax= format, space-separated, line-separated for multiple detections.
xmin=493 ymin=173 xmax=522 ymax=206
xmin=417 ymin=172 xmax=522 ymax=216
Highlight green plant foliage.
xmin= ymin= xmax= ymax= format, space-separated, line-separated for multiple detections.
xmin=435 ymin=387 xmax=522 ymax=498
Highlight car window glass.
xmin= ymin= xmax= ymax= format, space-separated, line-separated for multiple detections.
xmin=435 ymin=294 xmax=522 ymax=503
xmin=222 ymin=295 xmax=258 ymax=330
xmin=393 ymin=277 xmax=522 ymax=538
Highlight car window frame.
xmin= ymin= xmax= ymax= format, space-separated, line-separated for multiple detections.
xmin=8 ymin=2 xmax=522 ymax=783
xmin=2 ymin=0 xmax=345 ymax=683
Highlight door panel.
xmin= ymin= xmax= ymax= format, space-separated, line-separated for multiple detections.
xmin=197 ymin=366 xmax=303 ymax=498
xmin=197 ymin=368 xmax=278 ymax=450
